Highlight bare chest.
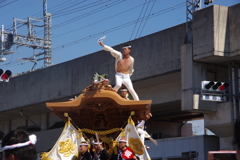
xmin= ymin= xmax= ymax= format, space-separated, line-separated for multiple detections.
xmin=116 ymin=58 xmax=133 ymax=73
xmin=117 ymin=58 xmax=132 ymax=67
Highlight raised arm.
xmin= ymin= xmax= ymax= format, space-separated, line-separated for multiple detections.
xmin=99 ymin=42 xmax=121 ymax=59
xmin=99 ymin=41 xmax=105 ymax=47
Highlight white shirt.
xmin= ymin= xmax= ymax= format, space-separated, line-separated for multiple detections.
xmin=103 ymin=45 xmax=134 ymax=76
xmin=136 ymin=120 xmax=145 ymax=130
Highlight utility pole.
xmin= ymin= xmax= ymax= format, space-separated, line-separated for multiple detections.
xmin=43 ymin=0 xmax=52 ymax=67
xmin=0 ymin=25 xmax=6 ymax=62
xmin=186 ymin=0 xmax=201 ymax=43
xmin=186 ymin=0 xmax=214 ymax=43
xmin=0 ymin=0 xmax=52 ymax=70
xmin=0 ymin=25 xmax=14 ymax=62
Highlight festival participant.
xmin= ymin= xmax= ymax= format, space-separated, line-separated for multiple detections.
xmin=111 ymin=137 xmax=138 ymax=160
xmin=1 ymin=129 xmax=37 ymax=160
xmin=98 ymin=41 xmax=139 ymax=101
xmin=120 ymin=87 xmax=129 ymax=100
xmin=79 ymin=141 xmax=92 ymax=160
xmin=91 ymin=140 xmax=110 ymax=160
xmin=136 ymin=113 xmax=157 ymax=148
xmin=69 ymin=96 xmax=77 ymax=101
xmin=101 ymin=78 xmax=111 ymax=89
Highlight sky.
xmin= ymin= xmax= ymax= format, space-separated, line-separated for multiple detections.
xmin=0 ymin=0 xmax=239 ymax=135
xmin=0 ymin=0 xmax=239 ymax=75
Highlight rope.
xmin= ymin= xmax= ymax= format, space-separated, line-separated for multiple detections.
xmin=81 ymin=128 xmax=123 ymax=135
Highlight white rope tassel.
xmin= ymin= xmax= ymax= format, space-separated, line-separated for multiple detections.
xmin=2 ymin=134 xmax=37 ymax=151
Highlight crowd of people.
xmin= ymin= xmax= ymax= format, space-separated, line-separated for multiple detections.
xmin=0 ymin=129 xmax=142 ymax=160
xmin=1 ymin=111 xmax=153 ymax=160
xmin=79 ymin=137 xmax=139 ymax=160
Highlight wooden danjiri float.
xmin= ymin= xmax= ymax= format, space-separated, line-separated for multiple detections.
xmin=41 ymin=74 xmax=152 ymax=160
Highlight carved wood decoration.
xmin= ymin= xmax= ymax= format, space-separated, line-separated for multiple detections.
xmin=46 ymin=83 xmax=152 ymax=130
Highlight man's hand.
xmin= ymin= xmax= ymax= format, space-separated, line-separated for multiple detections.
xmin=99 ymin=41 xmax=105 ymax=47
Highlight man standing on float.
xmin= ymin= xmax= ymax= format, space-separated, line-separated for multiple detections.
xmin=99 ymin=41 xmax=139 ymax=100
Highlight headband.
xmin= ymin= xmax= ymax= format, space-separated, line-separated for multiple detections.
xmin=122 ymin=45 xmax=131 ymax=49
xmin=79 ymin=142 xmax=89 ymax=146
xmin=121 ymin=89 xmax=127 ymax=92
xmin=2 ymin=134 xmax=37 ymax=151
xmin=118 ymin=138 xmax=127 ymax=143
xmin=93 ymin=141 xmax=102 ymax=145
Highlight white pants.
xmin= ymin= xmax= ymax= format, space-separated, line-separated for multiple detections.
xmin=114 ymin=72 xmax=139 ymax=100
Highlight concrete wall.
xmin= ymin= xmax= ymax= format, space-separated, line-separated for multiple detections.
xmin=137 ymin=81 xmax=181 ymax=104
xmin=33 ymin=128 xmax=63 ymax=152
xmin=0 ymin=113 xmax=62 ymax=134
xmin=1 ymin=4 xmax=239 ymax=114
xmin=228 ymin=3 xmax=240 ymax=56
xmin=181 ymin=44 xmax=219 ymax=112
xmin=204 ymin=101 xmax=235 ymax=149
xmin=193 ymin=5 xmax=229 ymax=61
xmin=220 ymin=136 xmax=234 ymax=150
xmin=205 ymin=102 xmax=233 ymax=137
xmin=148 ymin=121 xmax=192 ymax=138
xmin=181 ymin=1 xmax=239 ymax=109
xmin=0 ymin=23 xmax=186 ymax=112
xmin=193 ymin=4 xmax=240 ymax=61
xmin=145 ymin=135 xmax=219 ymax=160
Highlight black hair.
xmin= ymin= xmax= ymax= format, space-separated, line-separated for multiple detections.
xmin=93 ymin=139 xmax=102 ymax=143
xmin=123 ymin=44 xmax=131 ymax=50
xmin=120 ymin=86 xmax=128 ymax=91
xmin=2 ymin=130 xmax=37 ymax=160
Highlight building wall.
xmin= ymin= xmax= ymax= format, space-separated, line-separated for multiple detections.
xmin=0 ymin=22 xmax=185 ymax=112
xmin=137 ymin=81 xmax=181 ymax=104
xmin=148 ymin=121 xmax=192 ymax=138
xmin=145 ymin=135 xmax=219 ymax=160
xmin=0 ymin=113 xmax=62 ymax=133
xmin=228 ymin=3 xmax=240 ymax=56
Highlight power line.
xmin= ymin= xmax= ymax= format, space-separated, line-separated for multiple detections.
xmin=52 ymin=2 xmax=185 ymax=51
xmin=51 ymin=0 xmax=102 ymax=17
xmin=129 ymin=0 xmax=149 ymax=41
xmin=5 ymin=0 xmax=80 ymax=20
xmin=3 ymin=0 xmax=131 ymax=36
xmin=39 ymin=0 xmax=82 ymax=17
xmin=138 ymin=0 xmax=156 ymax=38
xmin=0 ymin=0 xmax=36 ymax=17
xmin=0 ymin=0 xmax=17 ymax=9
xmin=52 ymin=2 xmax=150 ymax=39
xmin=134 ymin=0 xmax=152 ymax=39
xmin=1 ymin=1 xmax=185 ymax=69
xmin=0 ymin=0 xmax=7 ymax=4
xmin=1 ymin=0 xmax=81 ymax=30
xmin=35 ymin=0 xmax=126 ymax=36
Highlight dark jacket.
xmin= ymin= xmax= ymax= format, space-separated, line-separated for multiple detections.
xmin=91 ymin=149 xmax=110 ymax=160
xmin=80 ymin=151 xmax=92 ymax=160
xmin=110 ymin=148 xmax=139 ymax=160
